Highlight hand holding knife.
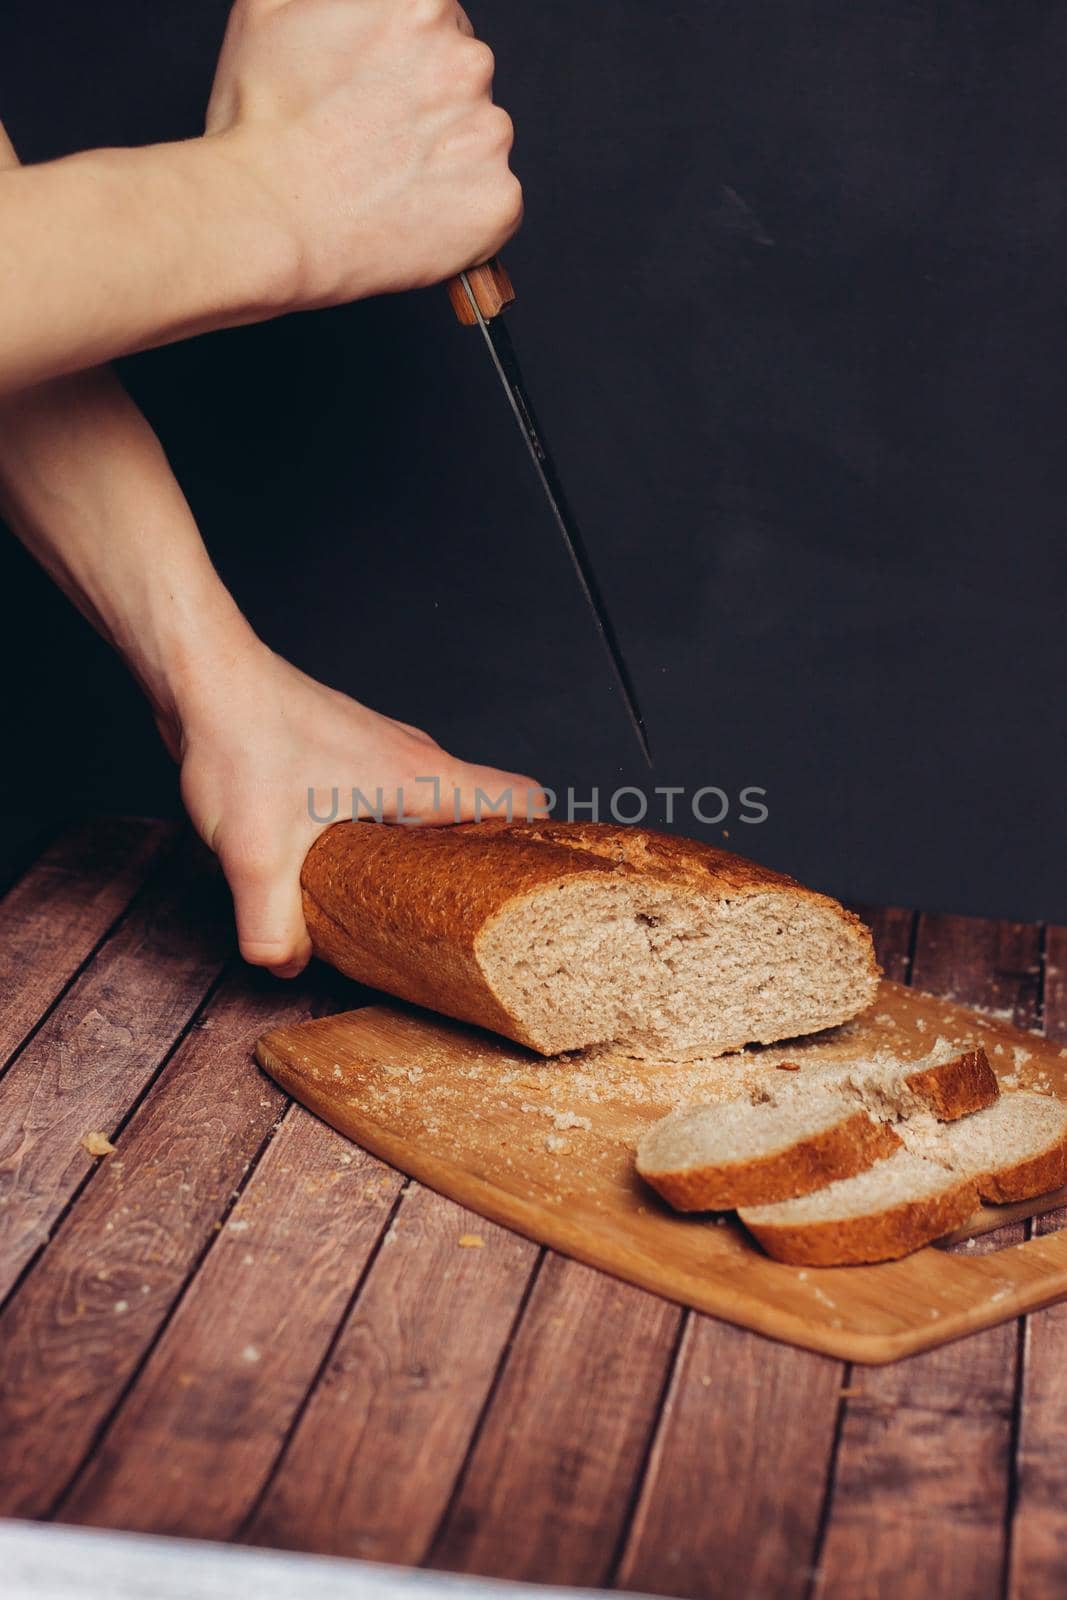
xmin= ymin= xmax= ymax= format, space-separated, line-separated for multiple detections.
xmin=448 ymin=261 xmax=654 ymax=769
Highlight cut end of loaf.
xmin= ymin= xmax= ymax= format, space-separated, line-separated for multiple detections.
xmin=477 ymin=876 xmax=878 ymax=1058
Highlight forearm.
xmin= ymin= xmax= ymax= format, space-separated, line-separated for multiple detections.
xmin=0 ymin=135 xmax=296 ymax=393
xmin=0 ymin=369 xmax=259 ymax=747
xmin=0 ymin=0 xmax=522 ymax=391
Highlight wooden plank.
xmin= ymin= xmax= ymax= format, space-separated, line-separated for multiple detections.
xmin=815 ymin=1232 xmax=1023 ymax=1600
xmin=850 ymin=902 xmax=915 ymax=985
xmin=1007 ymin=921 xmax=1067 ymax=1598
xmin=616 ymin=1319 xmax=843 ymax=1600
xmin=812 ymin=913 xmax=1037 ymax=1600
xmin=907 ymin=912 xmax=1042 ymax=1025
xmin=613 ymin=901 xmax=914 ymax=1599
xmin=1044 ymin=923 xmax=1067 ymax=1040
xmin=246 ymin=1185 xmax=538 ymax=1563
xmin=427 ymin=1254 xmax=681 ymax=1588
xmin=0 ymin=966 xmax=317 ymax=1520
xmin=0 ymin=817 xmax=174 ymax=1069
xmin=0 ymin=834 xmax=230 ymax=1301
xmin=57 ymin=1109 xmax=406 ymax=1538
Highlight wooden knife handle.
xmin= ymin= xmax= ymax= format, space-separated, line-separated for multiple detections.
xmin=447 ymin=257 xmax=516 ymax=325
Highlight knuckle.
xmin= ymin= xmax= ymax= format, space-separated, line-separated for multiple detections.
xmin=222 ymin=842 xmax=287 ymax=887
xmin=488 ymin=105 xmax=514 ymax=150
xmin=499 ymin=172 xmax=524 ymax=230
xmin=462 ymin=38 xmax=495 ymax=87
xmin=407 ymin=0 xmax=451 ymax=26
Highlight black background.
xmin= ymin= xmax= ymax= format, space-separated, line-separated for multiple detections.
xmin=1 ymin=1 xmax=1065 ymax=917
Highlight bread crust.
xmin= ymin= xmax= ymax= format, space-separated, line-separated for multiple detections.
xmin=975 ymin=1132 xmax=1067 ymax=1204
xmin=639 ymin=1112 xmax=902 ymax=1212
xmin=300 ymin=820 xmax=880 ymax=1055
xmin=740 ymin=1174 xmax=979 ymax=1267
xmin=905 ymin=1048 xmax=998 ymax=1120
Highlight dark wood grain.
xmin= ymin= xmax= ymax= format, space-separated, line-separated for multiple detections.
xmin=57 ymin=1108 xmax=404 ymax=1538
xmin=908 ymin=913 xmax=1043 ymax=1025
xmin=0 ymin=835 xmax=231 ymax=1302
xmin=0 ymin=967 xmax=312 ymax=1519
xmin=617 ymin=1318 xmax=843 ymax=1600
xmin=0 ymin=811 xmax=1059 ymax=1598
xmin=247 ymin=1184 xmax=538 ymax=1563
xmin=427 ymin=1254 xmax=680 ymax=1588
xmin=1043 ymin=924 xmax=1067 ymax=1041
xmin=851 ymin=903 xmax=915 ymax=986
xmin=812 ymin=913 xmax=1038 ymax=1600
xmin=1007 ymin=921 xmax=1067 ymax=1599
xmin=0 ymin=817 xmax=174 ymax=1070
xmin=611 ymin=901 xmax=915 ymax=1600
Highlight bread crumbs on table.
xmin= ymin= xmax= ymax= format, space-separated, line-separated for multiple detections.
xmin=81 ymin=1130 xmax=116 ymax=1157
xmin=457 ymin=1233 xmax=485 ymax=1249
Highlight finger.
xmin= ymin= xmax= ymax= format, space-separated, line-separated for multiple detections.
xmin=392 ymin=720 xmax=438 ymax=746
xmin=400 ymin=760 xmax=550 ymax=824
xmin=225 ymin=852 xmax=313 ymax=977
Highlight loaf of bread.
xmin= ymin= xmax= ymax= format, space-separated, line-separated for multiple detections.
xmin=300 ymin=820 xmax=879 ymax=1058
xmin=637 ymin=1044 xmax=996 ymax=1212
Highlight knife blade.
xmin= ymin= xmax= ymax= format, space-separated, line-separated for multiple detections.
xmin=449 ymin=262 xmax=653 ymax=768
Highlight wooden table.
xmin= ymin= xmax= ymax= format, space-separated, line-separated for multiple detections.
xmin=1 ymin=817 xmax=1065 ymax=1600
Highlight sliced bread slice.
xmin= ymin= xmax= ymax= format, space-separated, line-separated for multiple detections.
xmin=847 ymin=1039 xmax=998 ymax=1122
xmin=738 ymin=1151 xmax=979 ymax=1266
xmin=905 ymin=1091 xmax=1067 ymax=1204
xmin=636 ymin=1090 xmax=901 ymax=1211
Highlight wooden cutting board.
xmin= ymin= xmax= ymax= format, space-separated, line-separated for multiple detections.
xmin=255 ymin=980 xmax=1067 ymax=1364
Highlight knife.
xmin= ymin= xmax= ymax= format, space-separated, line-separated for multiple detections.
xmin=448 ymin=260 xmax=653 ymax=768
